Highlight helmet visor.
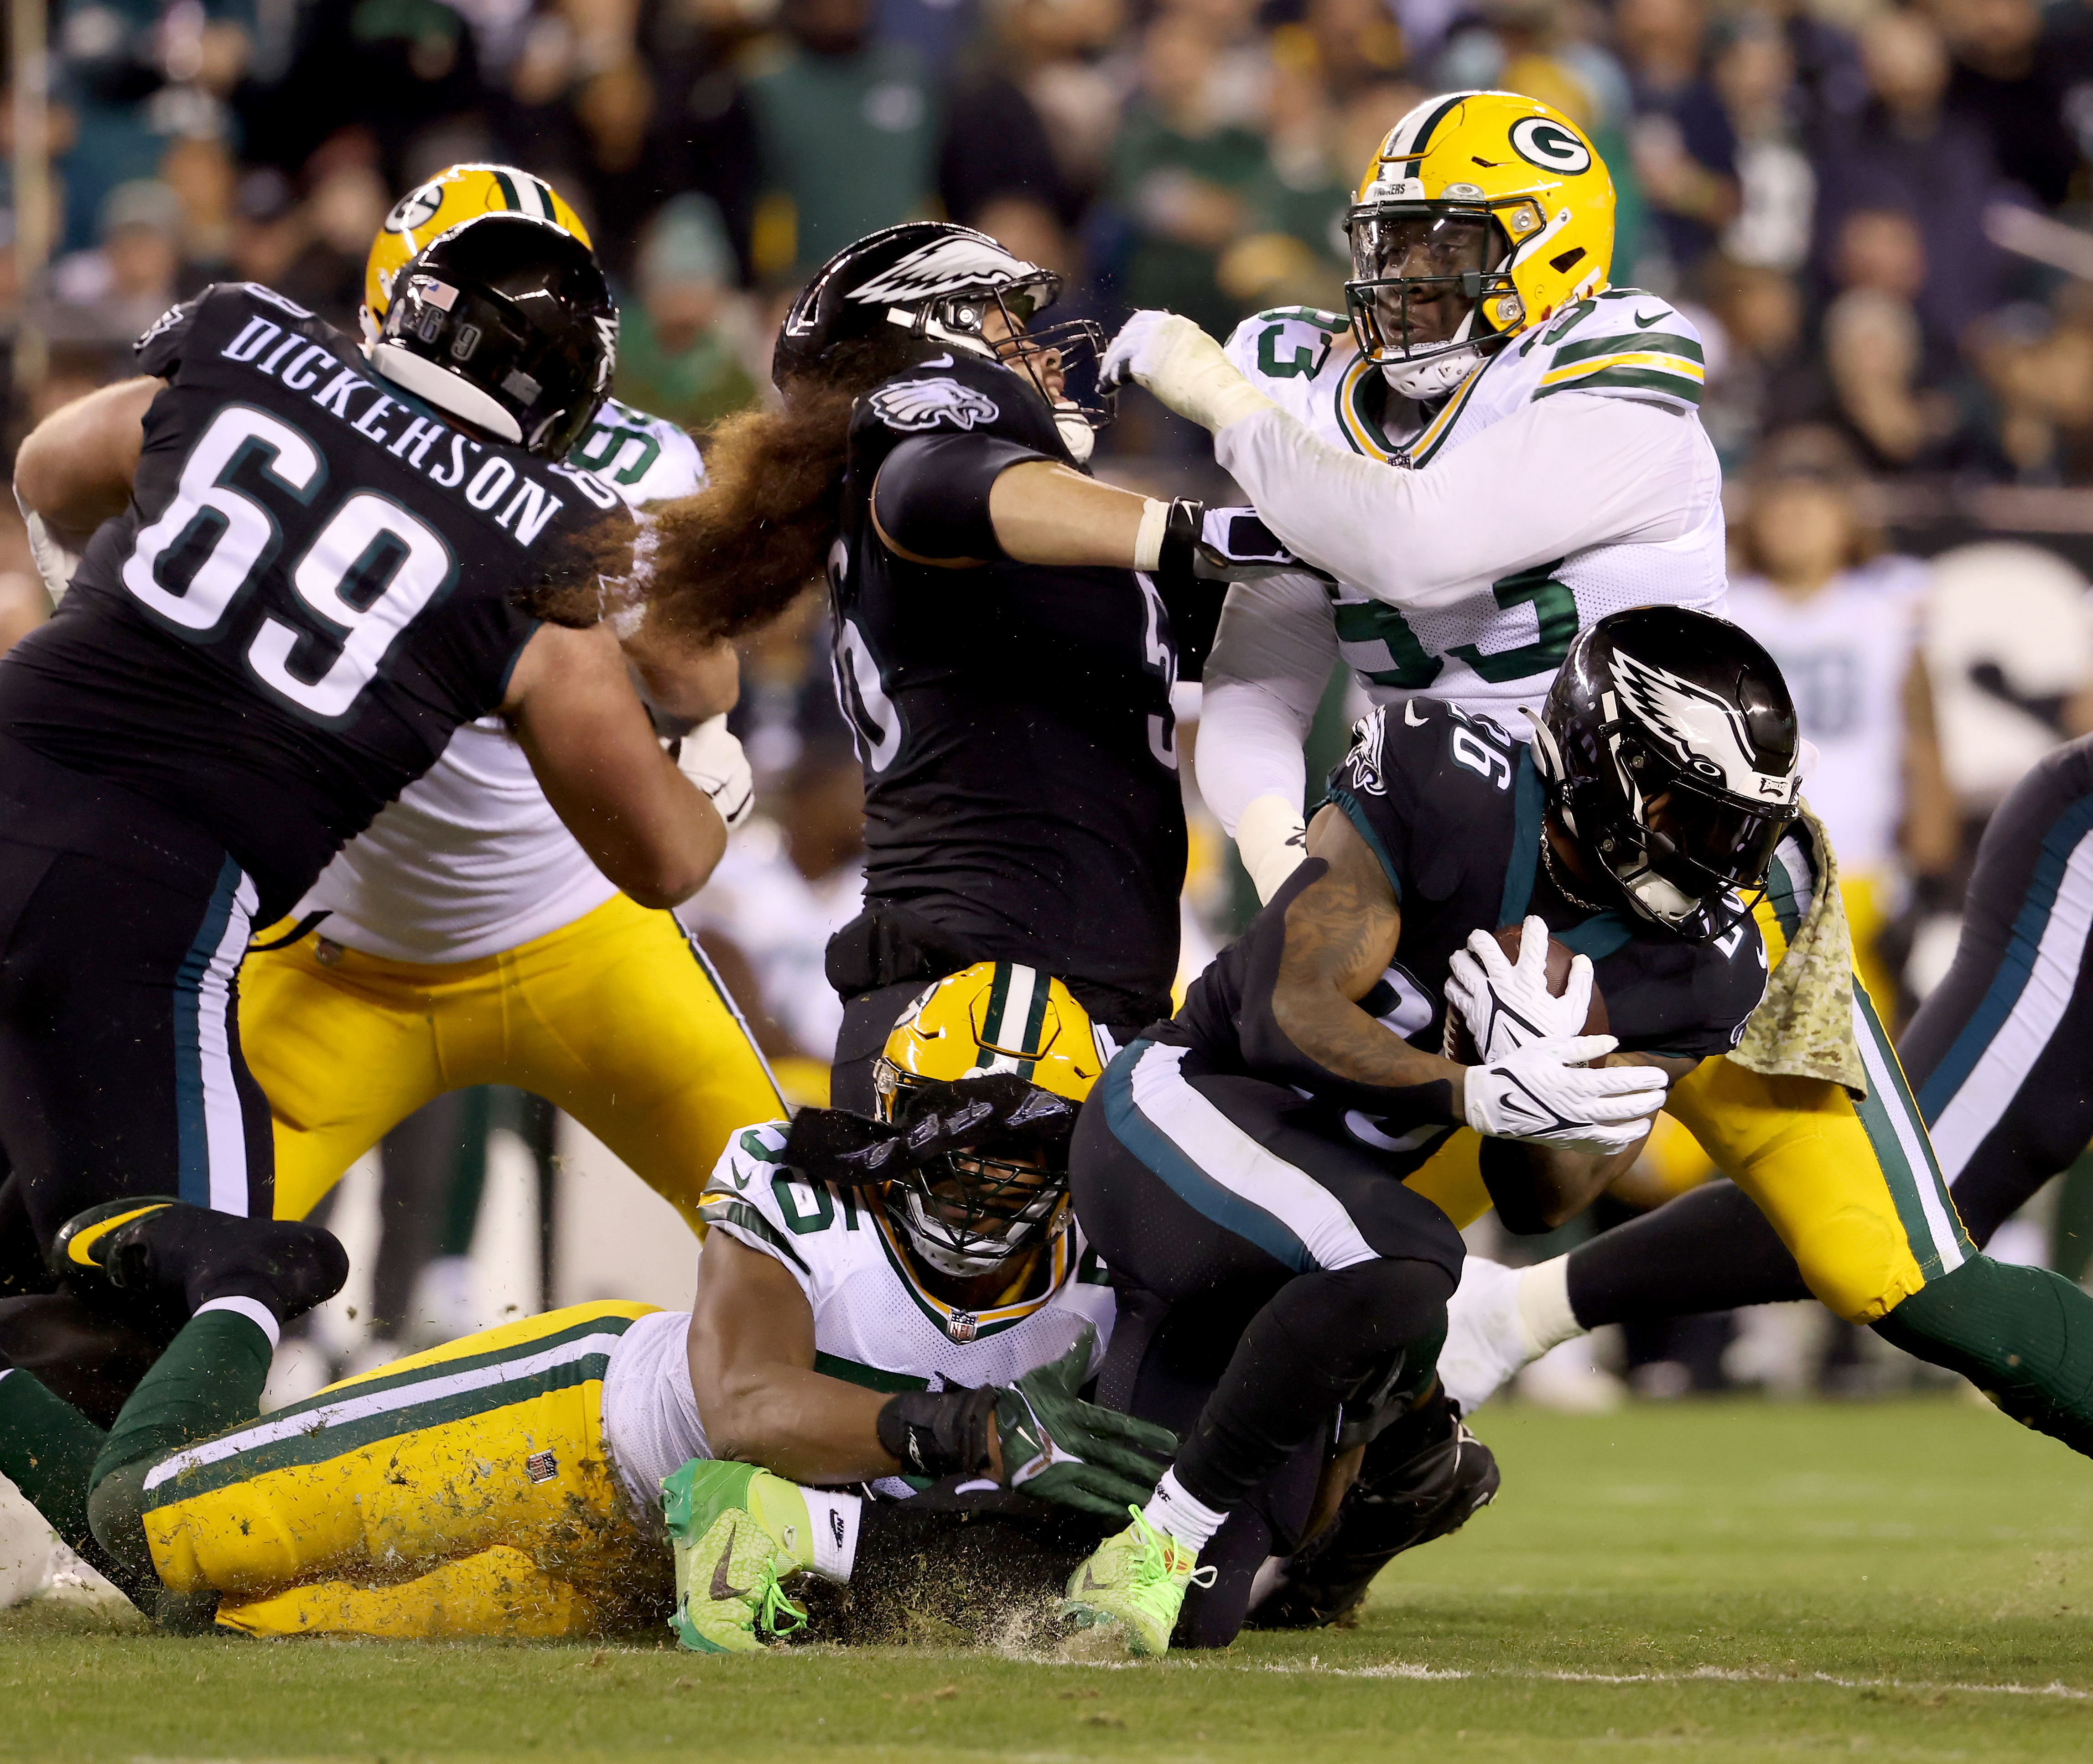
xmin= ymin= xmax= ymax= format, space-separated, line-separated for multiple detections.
xmin=1644 ymin=774 xmax=1795 ymax=894
xmin=1345 ymin=212 xmax=1503 ymax=358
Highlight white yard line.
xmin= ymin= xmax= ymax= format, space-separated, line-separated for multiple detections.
xmin=1030 ymin=1655 xmax=2093 ymax=1700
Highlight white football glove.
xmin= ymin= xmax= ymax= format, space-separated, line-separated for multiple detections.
xmin=1462 ymin=1035 xmax=1667 ymax=1158
xmin=672 ymin=714 xmax=754 ymax=831
xmin=1100 ymin=311 xmax=1276 ymax=433
xmin=1444 ymin=916 xmax=1595 ymax=1063
xmin=19 ymin=505 xmax=79 ymax=605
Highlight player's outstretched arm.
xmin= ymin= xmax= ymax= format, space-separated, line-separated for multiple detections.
xmin=686 ymin=1231 xmax=904 ymax=1485
xmin=13 ymin=375 xmax=161 ymax=541
xmin=869 ymin=439 xmax=1282 ymax=586
xmin=504 ymin=620 xmax=727 ymax=909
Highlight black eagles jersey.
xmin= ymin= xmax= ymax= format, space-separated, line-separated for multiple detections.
xmin=0 ymin=283 xmax=626 ymax=921
xmin=1165 ymin=699 xmax=1767 ymax=1173
xmin=827 ymin=351 xmax=1186 ymax=1026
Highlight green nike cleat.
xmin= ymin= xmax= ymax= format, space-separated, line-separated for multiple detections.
xmin=663 ymin=1459 xmax=816 ymax=1654
xmin=1058 ymin=1506 xmax=1216 ymax=1656
xmin=667 ymin=1508 xmax=808 ymax=1654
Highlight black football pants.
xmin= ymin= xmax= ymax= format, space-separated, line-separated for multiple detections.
xmin=0 ymin=736 xmax=272 ymax=1282
xmin=1072 ymin=1039 xmax=1461 ymax=1604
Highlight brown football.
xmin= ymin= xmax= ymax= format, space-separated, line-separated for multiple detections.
xmin=1443 ymin=925 xmax=1609 ymax=1065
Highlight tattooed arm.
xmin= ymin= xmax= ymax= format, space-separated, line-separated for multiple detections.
xmin=1267 ymin=805 xmax=1471 ymax=1115
xmin=1269 ymin=806 xmax=1676 ymax=1222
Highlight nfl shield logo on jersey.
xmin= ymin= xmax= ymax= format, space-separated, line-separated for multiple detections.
xmin=946 ymin=1310 xmax=979 ymax=1343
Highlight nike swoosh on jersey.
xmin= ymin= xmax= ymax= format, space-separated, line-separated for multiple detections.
xmin=1632 ymin=309 xmax=1666 ymax=327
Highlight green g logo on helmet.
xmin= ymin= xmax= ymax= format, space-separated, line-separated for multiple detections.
xmin=1509 ymin=116 xmax=1593 ymax=174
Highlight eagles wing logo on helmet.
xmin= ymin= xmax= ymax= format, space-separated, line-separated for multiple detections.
xmin=1608 ymin=651 xmax=1799 ymax=803
xmin=869 ymin=378 xmax=1001 ymax=433
xmin=849 ymin=235 xmax=1031 ymax=306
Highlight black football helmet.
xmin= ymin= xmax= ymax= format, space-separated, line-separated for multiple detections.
xmin=771 ymin=221 xmax=1112 ymax=435
xmin=1532 ymin=607 xmax=1802 ymax=942
xmin=369 ymin=213 xmax=617 ymax=459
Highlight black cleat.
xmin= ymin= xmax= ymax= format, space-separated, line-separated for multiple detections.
xmin=1246 ymin=1389 xmax=1500 ymax=1631
xmin=48 ymin=1200 xmax=347 ymax=1326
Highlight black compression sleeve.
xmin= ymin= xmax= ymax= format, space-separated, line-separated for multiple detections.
xmin=872 ymin=435 xmax=1055 ymax=563
xmin=1564 ymin=1179 xmax=1811 ymax=1326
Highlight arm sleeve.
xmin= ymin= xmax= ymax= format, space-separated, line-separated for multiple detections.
xmin=1213 ymin=393 xmax=1718 ymax=611
xmin=1195 ymin=574 xmax=1337 ymax=835
xmin=871 ymin=433 xmax=1057 ymax=563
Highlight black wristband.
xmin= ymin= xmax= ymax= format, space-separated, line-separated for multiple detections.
xmin=1153 ymin=497 xmax=1206 ymax=592
xmin=875 ymin=1385 xmax=998 ymax=1479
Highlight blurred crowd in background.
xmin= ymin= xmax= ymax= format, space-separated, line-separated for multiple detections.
xmin=9 ymin=0 xmax=2093 ymax=1400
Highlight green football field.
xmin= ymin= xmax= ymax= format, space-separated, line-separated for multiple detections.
xmin=6 ymin=1396 xmax=2092 ymax=1763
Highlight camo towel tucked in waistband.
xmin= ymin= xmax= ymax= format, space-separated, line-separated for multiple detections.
xmin=1727 ymin=804 xmax=1866 ymax=1098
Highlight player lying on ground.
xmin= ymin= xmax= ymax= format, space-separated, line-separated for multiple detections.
xmin=0 ymin=966 xmax=1167 ymax=1643
xmin=1105 ymin=84 xmax=2093 ymax=1482
xmin=1050 ymin=608 xmax=1788 ymax=1655
xmin=1440 ymin=725 xmax=2093 ymax=1423
xmin=0 ymin=217 xmax=725 ymax=1450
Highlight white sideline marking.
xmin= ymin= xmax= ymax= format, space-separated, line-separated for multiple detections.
xmin=1036 ymin=1657 xmax=2093 ymax=1700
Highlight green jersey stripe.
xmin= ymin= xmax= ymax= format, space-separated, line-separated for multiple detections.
xmin=699 ymin=1198 xmax=812 ymax=1273
xmin=1534 ymin=366 xmax=1703 ymax=405
xmin=813 ymin=1352 xmax=929 ymax=1393
xmin=1552 ymin=331 xmax=1706 ymax=368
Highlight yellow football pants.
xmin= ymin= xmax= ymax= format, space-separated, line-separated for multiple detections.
xmin=242 ymin=893 xmax=786 ymax=1234
xmin=1407 ymin=854 xmax=1972 ymax=1325
xmin=141 ymin=1303 xmax=668 ymax=1640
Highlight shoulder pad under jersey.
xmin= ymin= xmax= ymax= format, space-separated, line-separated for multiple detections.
xmin=567 ymin=398 xmax=705 ymax=507
xmin=698 ymin=1122 xmax=847 ymax=1280
xmin=851 ymin=351 xmax=1066 ymax=458
xmin=1511 ymin=287 xmax=1706 ymax=415
xmin=1226 ymin=306 xmax=1361 ymax=420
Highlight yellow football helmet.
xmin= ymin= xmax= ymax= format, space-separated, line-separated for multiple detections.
xmin=1346 ymin=89 xmax=1615 ymax=399
xmin=876 ymin=961 xmax=1103 ymax=1116
xmin=363 ymin=164 xmax=590 ymax=342
xmin=874 ymin=961 xmax=1102 ymax=1277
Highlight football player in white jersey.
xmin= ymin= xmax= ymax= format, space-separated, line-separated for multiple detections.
xmin=18 ymin=965 xmax=1174 ymax=1645
xmin=1101 ymin=91 xmax=2093 ymax=1546
xmin=230 ymin=165 xmax=785 ymax=1237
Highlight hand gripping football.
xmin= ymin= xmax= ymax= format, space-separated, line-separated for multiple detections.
xmin=1444 ymin=924 xmax=1609 ymax=1066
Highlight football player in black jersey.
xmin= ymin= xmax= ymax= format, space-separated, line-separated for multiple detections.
xmin=1059 ymin=608 xmax=1794 ymax=1654
xmin=622 ymin=223 xmax=1286 ymax=1109
xmin=0 ymin=218 xmax=730 ymax=1408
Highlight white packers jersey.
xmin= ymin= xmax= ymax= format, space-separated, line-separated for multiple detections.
xmin=295 ymin=401 xmax=703 ymax=960
xmin=1221 ymin=290 xmax=1728 ymax=712
xmin=1725 ymin=559 xmax=1927 ymax=875
xmin=699 ymin=1121 xmax=1118 ymax=1397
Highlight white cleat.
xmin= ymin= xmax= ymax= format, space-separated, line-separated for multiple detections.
xmin=1440 ymin=1256 xmax=1537 ymax=1415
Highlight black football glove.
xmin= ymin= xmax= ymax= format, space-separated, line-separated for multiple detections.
xmin=1155 ymin=501 xmax=1331 ymax=591
xmin=993 ymin=1325 xmax=1179 ymax=1519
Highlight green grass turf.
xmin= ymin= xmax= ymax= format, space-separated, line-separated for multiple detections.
xmin=5 ymin=1396 xmax=2093 ymax=1762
